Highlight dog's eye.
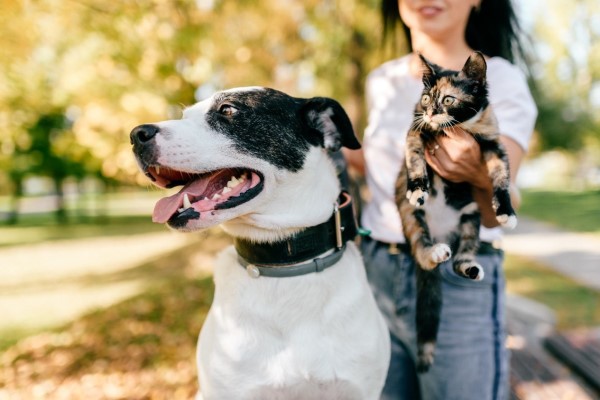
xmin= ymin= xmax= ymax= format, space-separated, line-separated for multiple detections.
xmin=219 ymin=104 xmax=237 ymax=116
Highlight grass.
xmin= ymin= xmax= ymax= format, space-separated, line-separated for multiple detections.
xmin=504 ymin=253 xmax=600 ymax=330
xmin=0 ymin=190 xmax=169 ymax=247
xmin=520 ymin=189 xmax=600 ymax=233
xmin=0 ymin=215 xmax=165 ymax=247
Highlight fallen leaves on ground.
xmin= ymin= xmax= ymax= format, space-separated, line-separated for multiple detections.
xmin=0 ymin=232 xmax=230 ymax=400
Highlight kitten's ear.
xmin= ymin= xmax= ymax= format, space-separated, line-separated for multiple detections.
xmin=418 ymin=53 xmax=437 ymax=84
xmin=460 ymin=51 xmax=487 ymax=83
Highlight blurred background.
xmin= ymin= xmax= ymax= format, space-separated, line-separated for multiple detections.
xmin=0 ymin=0 xmax=599 ymax=399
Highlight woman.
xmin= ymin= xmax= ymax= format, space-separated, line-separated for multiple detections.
xmin=344 ymin=1 xmax=537 ymax=399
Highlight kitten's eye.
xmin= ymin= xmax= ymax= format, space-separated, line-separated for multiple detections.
xmin=421 ymin=94 xmax=431 ymax=106
xmin=442 ymin=96 xmax=456 ymax=106
xmin=218 ymin=104 xmax=237 ymax=116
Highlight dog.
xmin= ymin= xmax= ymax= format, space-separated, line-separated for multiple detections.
xmin=130 ymin=87 xmax=390 ymax=399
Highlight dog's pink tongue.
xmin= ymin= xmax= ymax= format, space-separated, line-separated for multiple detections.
xmin=152 ymin=194 xmax=183 ymax=223
xmin=152 ymin=178 xmax=211 ymax=223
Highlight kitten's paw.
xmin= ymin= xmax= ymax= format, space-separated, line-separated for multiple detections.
xmin=455 ymin=261 xmax=485 ymax=281
xmin=497 ymin=214 xmax=518 ymax=230
xmin=417 ymin=342 xmax=436 ymax=373
xmin=430 ymin=243 xmax=451 ymax=264
xmin=406 ymin=189 xmax=429 ymax=207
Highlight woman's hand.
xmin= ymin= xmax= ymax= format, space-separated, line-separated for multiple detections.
xmin=425 ymin=126 xmax=507 ymax=228
xmin=424 ymin=127 xmax=490 ymax=189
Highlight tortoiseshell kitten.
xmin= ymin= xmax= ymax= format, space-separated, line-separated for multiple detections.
xmin=394 ymin=52 xmax=517 ymax=372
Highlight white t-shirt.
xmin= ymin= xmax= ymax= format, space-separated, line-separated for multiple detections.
xmin=361 ymin=55 xmax=538 ymax=244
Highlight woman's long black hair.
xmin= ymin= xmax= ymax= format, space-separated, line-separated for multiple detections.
xmin=381 ymin=0 xmax=527 ymax=64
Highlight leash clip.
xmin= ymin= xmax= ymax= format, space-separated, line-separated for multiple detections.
xmin=333 ymin=202 xmax=343 ymax=250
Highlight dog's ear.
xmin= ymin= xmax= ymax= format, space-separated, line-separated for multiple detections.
xmin=301 ymin=97 xmax=361 ymax=151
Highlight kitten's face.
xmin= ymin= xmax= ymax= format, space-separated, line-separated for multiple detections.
xmin=416 ymin=52 xmax=489 ymax=130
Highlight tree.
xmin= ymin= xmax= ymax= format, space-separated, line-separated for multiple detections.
xmin=529 ymin=0 xmax=600 ymax=153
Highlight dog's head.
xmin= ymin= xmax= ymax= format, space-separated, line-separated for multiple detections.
xmin=130 ymin=87 xmax=360 ymax=239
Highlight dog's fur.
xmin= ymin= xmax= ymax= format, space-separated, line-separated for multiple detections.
xmin=131 ymin=87 xmax=390 ymax=399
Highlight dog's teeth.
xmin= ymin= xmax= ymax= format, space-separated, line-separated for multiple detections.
xmin=155 ymin=166 xmax=160 ymax=175
xmin=222 ymin=187 xmax=232 ymax=194
xmin=178 ymin=207 xmax=185 ymax=213
xmin=227 ymin=177 xmax=240 ymax=188
xmin=183 ymin=193 xmax=192 ymax=209
xmin=212 ymin=193 xmax=221 ymax=200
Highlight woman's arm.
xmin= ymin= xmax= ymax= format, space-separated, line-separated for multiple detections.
xmin=424 ymin=128 xmax=525 ymax=228
xmin=342 ymin=147 xmax=366 ymax=176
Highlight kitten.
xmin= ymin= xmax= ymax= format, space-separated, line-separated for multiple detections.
xmin=394 ymin=52 xmax=517 ymax=372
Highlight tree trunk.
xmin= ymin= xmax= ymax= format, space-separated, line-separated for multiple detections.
xmin=7 ymin=178 xmax=23 ymax=225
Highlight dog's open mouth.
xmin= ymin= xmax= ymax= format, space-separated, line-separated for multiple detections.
xmin=147 ymin=166 xmax=263 ymax=224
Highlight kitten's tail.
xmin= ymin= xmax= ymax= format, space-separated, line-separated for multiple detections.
xmin=416 ymin=267 xmax=442 ymax=373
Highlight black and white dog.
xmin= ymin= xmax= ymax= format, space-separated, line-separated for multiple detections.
xmin=130 ymin=87 xmax=390 ymax=399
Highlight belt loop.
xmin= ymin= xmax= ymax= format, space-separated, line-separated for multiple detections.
xmin=388 ymin=243 xmax=402 ymax=255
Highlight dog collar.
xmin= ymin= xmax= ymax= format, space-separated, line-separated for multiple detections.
xmin=234 ymin=191 xmax=358 ymax=278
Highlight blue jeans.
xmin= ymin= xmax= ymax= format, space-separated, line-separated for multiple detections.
xmin=361 ymin=237 xmax=508 ymax=400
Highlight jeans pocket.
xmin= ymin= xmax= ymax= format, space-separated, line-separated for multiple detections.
xmin=439 ymin=255 xmax=498 ymax=289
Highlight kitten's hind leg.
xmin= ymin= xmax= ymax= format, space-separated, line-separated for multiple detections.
xmin=453 ymin=203 xmax=484 ymax=280
xmin=427 ymin=243 xmax=452 ymax=268
xmin=400 ymin=203 xmax=451 ymax=269
xmin=454 ymin=257 xmax=484 ymax=281
xmin=397 ymin=169 xmax=451 ymax=269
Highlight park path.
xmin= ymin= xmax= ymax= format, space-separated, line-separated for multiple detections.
xmin=0 ymin=231 xmax=197 ymax=339
xmin=503 ymin=217 xmax=600 ymax=291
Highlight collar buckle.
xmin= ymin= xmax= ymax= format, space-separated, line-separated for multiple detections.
xmin=333 ymin=202 xmax=344 ymax=250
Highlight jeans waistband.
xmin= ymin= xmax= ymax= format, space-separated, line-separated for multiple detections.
xmin=364 ymin=236 xmax=502 ymax=256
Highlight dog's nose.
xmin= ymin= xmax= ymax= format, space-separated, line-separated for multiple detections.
xmin=130 ymin=124 xmax=159 ymax=145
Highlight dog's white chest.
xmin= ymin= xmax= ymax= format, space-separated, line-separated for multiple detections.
xmin=196 ymin=244 xmax=389 ymax=400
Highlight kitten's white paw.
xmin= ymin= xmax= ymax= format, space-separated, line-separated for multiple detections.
xmin=458 ymin=262 xmax=485 ymax=281
xmin=497 ymin=214 xmax=518 ymax=230
xmin=430 ymin=243 xmax=451 ymax=264
xmin=407 ymin=189 xmax=428 ymax=207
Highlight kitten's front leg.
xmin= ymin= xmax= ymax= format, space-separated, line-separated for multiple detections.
xmin=482 ymin=143 xmax=517 ymax=229
xmin=405 ymin=131 xmax=430 ymax=207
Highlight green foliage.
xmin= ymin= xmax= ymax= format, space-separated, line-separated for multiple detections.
xmin=530 ymin=0 xmax=600 ymax=152
xmin=0 ymin=0 xmax=383 ymax=195
xmin=532 ymin=88 xmax=594 ymax=151
xmin=3 ymin=0 xmax=598 ymax=199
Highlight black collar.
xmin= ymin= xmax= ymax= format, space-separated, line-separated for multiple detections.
xmin=233 ymin=192 xmax=358 ymax=275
